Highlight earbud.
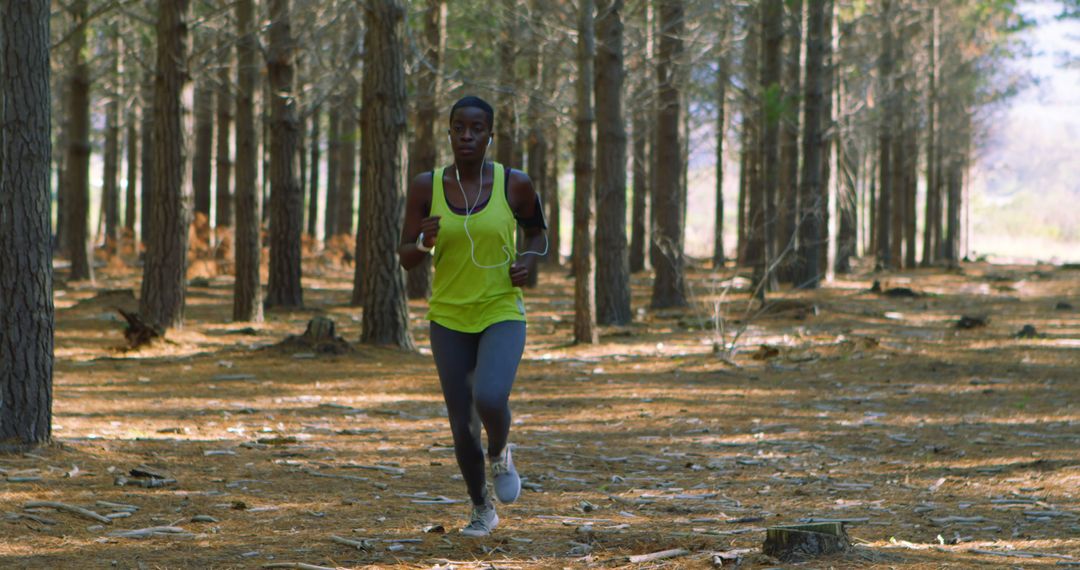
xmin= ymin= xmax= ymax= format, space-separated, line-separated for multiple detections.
xmin=487 ymin=136 xmax=492 ymax=146
xmin=448 ymin=133 xmax=452 ymax=145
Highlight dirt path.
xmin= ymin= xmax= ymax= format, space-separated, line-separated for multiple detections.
xmin=2 ymin=260 xmax=1078 ymax=569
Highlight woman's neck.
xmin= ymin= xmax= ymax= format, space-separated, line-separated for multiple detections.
xmin=454 ymin=158 xmax=486 ymax=181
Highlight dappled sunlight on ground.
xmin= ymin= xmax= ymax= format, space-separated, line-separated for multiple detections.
xmin=2 ymin=256 xmax=1078 ymax=568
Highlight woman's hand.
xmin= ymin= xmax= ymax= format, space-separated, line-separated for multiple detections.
xmin=509 ymin=262 xmax=529 ymax=287
xmin=419 ymin=216 xmax=441 ymax=248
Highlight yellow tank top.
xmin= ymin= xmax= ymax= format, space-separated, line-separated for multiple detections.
xmin=426 ymin=162 xmax=525 ymax=333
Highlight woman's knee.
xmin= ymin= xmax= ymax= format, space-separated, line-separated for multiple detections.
xmin=474 ymin=391 xmax=509 ymax=420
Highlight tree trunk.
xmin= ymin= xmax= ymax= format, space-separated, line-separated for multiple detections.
xmin=573 ymin=0 xmax=598 ymax=344
xmin=742 ymin=3 xmax=764 ymax=278
xmin=140 ymin=0 xmax=191 ymax=330
xmin=921 ymin=7 xmax=938 ymax=268
xmin=140 ymin=68 xmax=155 ymax=245
xmin=406 ymin=0 xmax=444 ymax=299
xmin=889 ymin=34 xmax=905 ymax=269
xmin=64 ymin=0 xmax=92 ymax=281
xmin=125 ymin=107 xmax=138 ymax=233
xmin=650 ymin=0 xmax=688 ymax=308
xmin=736 ymin=129 xmax=748 ymax=265
xmin=903 ymin=105 xmax=918 ymax=269
xmin=265 ymin=0 xmax=304 ymax=309
xmin=756 ymin=0 xmax=782 ymax=295
xmin=547 ymin=121 xmax=562 ymax=266
xmin=497 ymin=0 xmax=519 ymax=167
xmin=233 ymin=0 xmax=263 ymax=322
xmin=356 ymin=0 xmax=413 ymax=349
xmin=875 ymin=0 xmax=894 ymax=270
xmin=0 ymin=0 xmax=54 ymax=449
xmin=817 ymin=0 xmax=835 ymax=279
xmin=307 ymin=106 xmax=321 ymax=238
xmin=524 ymin=0 xmax=546 ymax=286
xmin=777 ymin=0 xmax=801 ymax=282
xmin=712 ymin=7 xmax=730 ymax=269
xmin=794 ymin=0 xmax=827 ymax=288
xmin=336 ymin=100 xmax=357 ymax=238
xmin=103 ymin=27 xmax=121 ymax=250
xmin=216 ymin=59 xmax=233 ymax=228
xmin=193 ymin=82 xmax=214 ymax=220
xmin=324 ymin=104 xmax=340 ymax=240
xmin=594 ymin=0 xmax=631 ymax=325
xmin=338 ymin=9 xmax=361 ymax=240
xmin=630 ymin=109 xmax=648 ymax=273
xmin=834 ymin=36 xmax=856 ymax=275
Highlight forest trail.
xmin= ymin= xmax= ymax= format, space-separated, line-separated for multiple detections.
xmin=2 ymin=257 xmax=1078 ymax=569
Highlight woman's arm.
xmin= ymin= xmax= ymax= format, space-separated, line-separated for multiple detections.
xmin=398 ymin=172 xmax=440 ymax=271
xmin=506 ymin=169 xmax=547 ymax=287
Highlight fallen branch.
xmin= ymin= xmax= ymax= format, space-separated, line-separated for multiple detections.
xmin=302 ymin=468 xmax=369 ymax=482
xmin=23 ymin=501 xmax=111 ymax=524
xmin=342 ymin=463 xmax=405 ymax=476
xmin=329 ymin=535 xmax=372 ymax=550
xmin=627 ymin=548 xmax=690 ymax=564
xmin=968 ymin=549 xmax=1075 ymax=560
xmin=263 ymin=563 xmax=338 ymax=570
xmin=108 ymin=526 xmax=193 ymax=538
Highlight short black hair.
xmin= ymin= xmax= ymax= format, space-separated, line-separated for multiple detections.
xmin=449 ymin=96 xmax=494 ymax=128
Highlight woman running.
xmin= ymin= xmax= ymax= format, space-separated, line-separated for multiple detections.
xmin=397 ymin=96 xmax=547 ymax=537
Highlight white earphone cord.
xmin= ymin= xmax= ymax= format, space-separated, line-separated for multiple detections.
xmin=454 ymin=147 xmax=548 ymax=270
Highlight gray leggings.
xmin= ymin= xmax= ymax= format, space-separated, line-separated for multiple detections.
xmin=429 ymin=320 xmax=526 ymax=506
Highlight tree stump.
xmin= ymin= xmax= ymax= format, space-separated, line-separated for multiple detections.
xmin=275 ymin=317 xmax=352 ymax=355
xmin=117 ymin=309 xmax=163 ymax=348
xmin=762 ymin=522 xmax=851 ymax=562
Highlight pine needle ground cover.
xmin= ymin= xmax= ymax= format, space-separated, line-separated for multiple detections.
xmin=3 ymin=258 xmax=1078 ymax=569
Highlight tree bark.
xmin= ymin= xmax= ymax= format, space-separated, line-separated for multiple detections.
xmin=595 ymin=0 xmax=631 ymax=325
xmin=103 ymin=27 xmax=121 ymax=250
xmin=795 ymin=0 xmax=827 ymax=288
xmin=125 ymin=107 xmax=138 ymax=233
xmin=356 ymin=0 xmax=414 ymax=349
xmin=336 ymin=99 xmax=357 ymax=238
xmin=921 ymin=7 xmax=938 ymax=267
xmin=777 ymin=0 xmax=801 ymax=282
xmin=875 ymin=0 xmax=894 ymax=269
xmin=712 ymin=7 xmax=730 ymax=269
xmin=307 ymin=106 xmax=321 ymax=238
xmin=573 ymin=0 xmax=598 ymax=343
xmin=64 ymin=0 xmax=93 ymax=281
xmin=336 ymin=10 xmax=361 ymax=239
xmin=497 ymin=0 xmax=519 ymax=167
xmin=818 ymin=0 xmax=835 ymax=279
xmin=406 ymin=0 xmax=444 ymax=299
xmin=546 ymin=120 xmax=562 ymax=266
xmin=524 ymin=0 xmax=546 ymax=286
xmin=125 ymin=35 xmax=138 ymax=235
xmin=741 ymin=3 xmax=763 ymax=276
xmin=233 ymin=0 xmax=263 ymax=322
xmin=756 ymin=0 xmax=783 ymax=295
xmin=140 ymin=0 xmax=191 ymax=330
xmin=650 ymin=0 xmax=687 ymax=309
xmin=265 ymin=0 xmax=304 ymax=309
xmin=0 ymin=0 xmax=54 ymax=449
xmin=630 ymin=108 xmax=648 ymax=273
xmin=193 ymin=82 xmax=214 ymax=220
xmin=216 ymin=58 xmax=233 ymax=228
xmin=835 ymin=33 xmax=857 ymax=275
xmin=324 ymin=103 xmax=340 ymax=240
xmin=140 ymin=67 xmax=155 ymax=245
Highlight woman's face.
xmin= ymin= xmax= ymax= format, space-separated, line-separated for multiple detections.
xmin=448 ymin=106 xmax=492 ymax=160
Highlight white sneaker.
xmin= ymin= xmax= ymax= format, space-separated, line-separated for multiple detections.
xmin=491 ymin=446 xmax=521 ymax=504
xmin=460 ymin=503 xmax=499 ymax=537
